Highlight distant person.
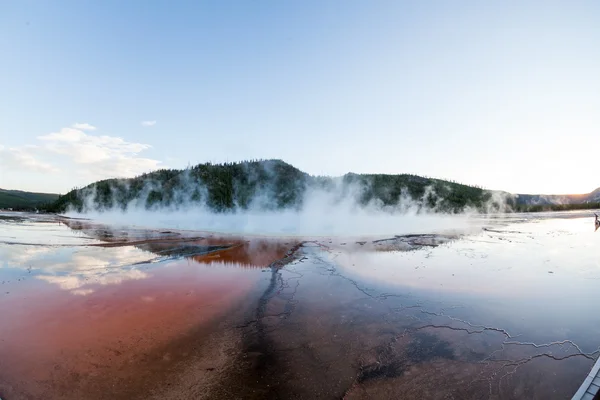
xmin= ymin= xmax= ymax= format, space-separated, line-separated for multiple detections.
xmin=595 ymin=214 xmax=600 ymax=232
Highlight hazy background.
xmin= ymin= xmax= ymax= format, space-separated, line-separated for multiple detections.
xmin=1 ymin=1 xmax=599 ymax=194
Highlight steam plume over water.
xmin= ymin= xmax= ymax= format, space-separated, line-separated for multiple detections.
xmin=58 ymin=160 xmax=511 ymax=236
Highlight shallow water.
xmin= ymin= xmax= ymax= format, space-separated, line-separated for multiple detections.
xmin=262 ymin=218 xmax=600 ymax=399
xmin=0 ymin=213 xmax=294 ymax=399
xmin=0 ymin=211 xmax=599 ymax=399
xmin=335 ymin=217 xmax=600 ymax=347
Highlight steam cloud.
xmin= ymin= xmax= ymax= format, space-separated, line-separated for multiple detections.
xmin=64 ymin=162 xmax=512 ymax=237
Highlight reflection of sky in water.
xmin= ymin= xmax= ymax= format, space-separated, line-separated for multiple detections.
xmin=0 ymin=217 xmax=164 ymax=296
xmin=334 ymin=217 xmax=600 ymax=350
xmin=1 ymin=244 xmax=156 ymax=296
xmin=0 ymin=217 xmax=101 ymax=246
xmin=1 ymin=216 xmax=265 ymax=297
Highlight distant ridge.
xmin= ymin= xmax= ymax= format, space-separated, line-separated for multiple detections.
xmin=45 ymin=159 xmax=499 ymax=214
xmin=516 ymin=187 xmax=600 ymax=206
xmin=0 ymin=188 xmax=59 ymax=210
xmin=17 ymin=159 xmax=600 ymax=214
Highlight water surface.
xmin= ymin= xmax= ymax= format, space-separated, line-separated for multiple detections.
xmin=1 ymin=211 xmax=598 ymax=399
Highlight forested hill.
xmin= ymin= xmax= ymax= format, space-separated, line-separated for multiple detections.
xmin=514 ymin=188 xmax=600 ymax=211
xmin=0 ymin=188 xmax=59 ymax=210
xmin=46 ymin=159 xmax=507 ymax=214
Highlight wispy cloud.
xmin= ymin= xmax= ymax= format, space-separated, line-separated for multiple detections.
xmin=39 ymin=128 xmax=151 ymax=163
xmin=72 ymin=122 xmax=96 ymax=131
xmin=37 ymin=125 xmax=161 ymax=179
xmin=1 ymin=123 xmax=164 ymax=191
xmin=141 ymin=120 xmax=157 ymax=127
xmin=0 ymin=145 xmax=60 ymax=173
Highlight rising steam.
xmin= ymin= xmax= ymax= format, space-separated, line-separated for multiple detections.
xmin=62 ymin=161 xmax=512 ymax=237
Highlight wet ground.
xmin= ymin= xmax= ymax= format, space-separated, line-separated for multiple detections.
xmin=1 ymin=211 xmax=599 ymax=399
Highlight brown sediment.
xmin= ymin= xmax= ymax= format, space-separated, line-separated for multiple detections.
xmin=0 ymin=223 xmax=301 ymax=400
xmin=343 ymin=353 xmax=592 ymax=400
xmin=60 ymin=218 xmax=207 ymax=246
xmin=188 ymin=238 xmax=300 ymax=268
xmin=59 ymin=218 xmax=301 ymax=266
xmin=0 ymin=259 xmax=261 ymax=400
xmin=146 ymin=241 xmax=306 ymax=400
xmin=90 ymin=235 xmax=206 ymax=247
xmin=0 ymin=236 xmax=208 ymax=247
xmin=318 ymin=234 xmax=459 ymax=254
xmin=211 ymin=243 xmax=593 ymax=400
xmin=4 ymin=214 xmax=596 ymax=399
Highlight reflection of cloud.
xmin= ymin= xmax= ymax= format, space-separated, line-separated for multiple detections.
xmin=38 ymin=275 xmax=82 ymax=290
xmin=0 ymin=246 xmax=55 ymax=265
xmin=37 ymin=269 xmax=149 ymax=296
xmin=2 ymin=244 xmax=153 ymax=271
xmin=2 ymin=242 xmax=155 ymax=296
xmin=72 ymin=289 xmax=95 ymax=296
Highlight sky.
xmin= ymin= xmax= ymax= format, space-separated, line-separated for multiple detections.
xmin=1 ymin=1 xmax=599 ymax=195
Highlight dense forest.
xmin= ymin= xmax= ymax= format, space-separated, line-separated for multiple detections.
xmin=513 ymin=202 xmax=600 ymax=212
xmin=44 ymin=159 xmax=511 ymax=214
xmin=39 ymin=159 xmax=600 ymax=214
xmin=0 ymin=189 xmax=59 ymax=210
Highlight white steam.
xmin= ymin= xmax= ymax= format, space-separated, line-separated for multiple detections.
xmin=65 ymin=172 xmax=507 ymax=237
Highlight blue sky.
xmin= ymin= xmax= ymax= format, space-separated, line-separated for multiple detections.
xmin=1 ymin=1 xmax=599 ymax=194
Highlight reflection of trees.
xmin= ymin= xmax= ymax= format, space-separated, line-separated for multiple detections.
xmin=135 ymin=239 xmax=294 ymax=268
xmin=60 ymin=218 xmax=296 ymax=268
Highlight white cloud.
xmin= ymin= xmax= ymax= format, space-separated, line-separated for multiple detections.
xmin=0 ymin=145 xmax=60 ymax=173
xmin=39 ymin=128 xmax=151 ymax=164
xmin=72 ymin=123 xmax=96 ymax=131
xmin=84 ymin=155 xmax=162 ymax=179
xmin=1 ymin=124 xmax=163 ymax=191
xmin=141 ymin=120 xmax=157 ymax=127
xmin=39 ymin=128 xmax=86 ymax=143
xmin=37 ymin=125 xmax=161 ymax=179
